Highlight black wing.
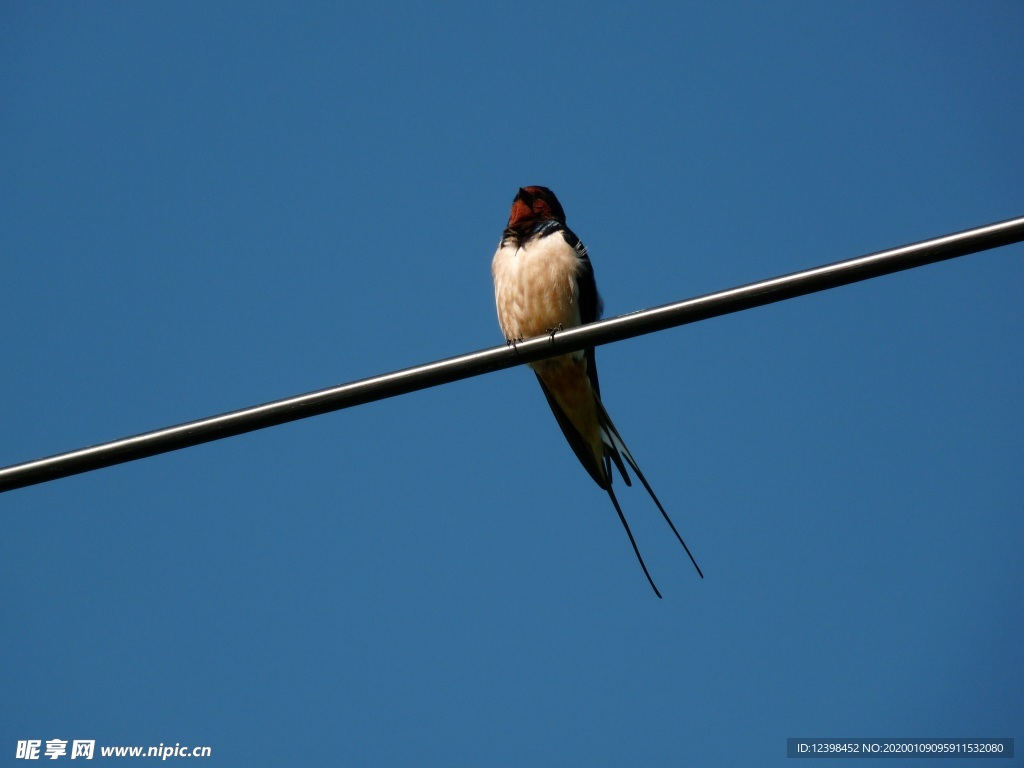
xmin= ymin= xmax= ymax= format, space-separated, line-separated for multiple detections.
xmin=531 ymin=226 xmax=618 ymax=489
xmin=545 ymin=228 xmax=703 ymax=591
xmin=561 ymin=228 xmax=603 ymax=398
xmin=535 ymin=372 xmax=610 ymax=489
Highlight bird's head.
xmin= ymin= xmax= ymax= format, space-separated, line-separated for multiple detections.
xmin=507 ymin=186 xmax=566 ymax=232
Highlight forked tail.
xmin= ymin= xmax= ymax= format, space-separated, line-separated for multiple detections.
xmin=597 ymin=399 xmax=704 ymax=588
xmin=605 ymin=483 xmax=663 ymax=597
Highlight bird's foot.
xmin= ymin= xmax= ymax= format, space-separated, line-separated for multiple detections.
xmin=545 ymin=323 xmax=563 ymax=341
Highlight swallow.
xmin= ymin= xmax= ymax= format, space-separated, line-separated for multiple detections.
xmin=491 ymin=185 xmax=702 ymax=597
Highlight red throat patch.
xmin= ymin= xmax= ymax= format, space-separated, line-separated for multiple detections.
xmin=507 ymin=198 xmax=534 ymax=230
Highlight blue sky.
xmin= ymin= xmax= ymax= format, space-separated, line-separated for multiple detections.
xmin=2 ymin=3 xmax=1022 ymax=765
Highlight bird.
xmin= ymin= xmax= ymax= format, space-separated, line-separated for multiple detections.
xmin=491 ymin=185 xmax=702 ymax=597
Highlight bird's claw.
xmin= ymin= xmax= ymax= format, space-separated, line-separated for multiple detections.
xmin=546 ymin=323 xmax=563 ymax=341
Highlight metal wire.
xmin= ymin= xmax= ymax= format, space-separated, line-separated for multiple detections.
xmin=2 ymin=214 xmax=1022 ymax=494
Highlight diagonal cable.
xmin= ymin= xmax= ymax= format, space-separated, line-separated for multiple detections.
xmin=2 ymin=214 xmax=1022 ymax=493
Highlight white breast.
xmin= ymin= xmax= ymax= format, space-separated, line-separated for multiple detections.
xmin=492 ymin=233 xmax=583 ymax=343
